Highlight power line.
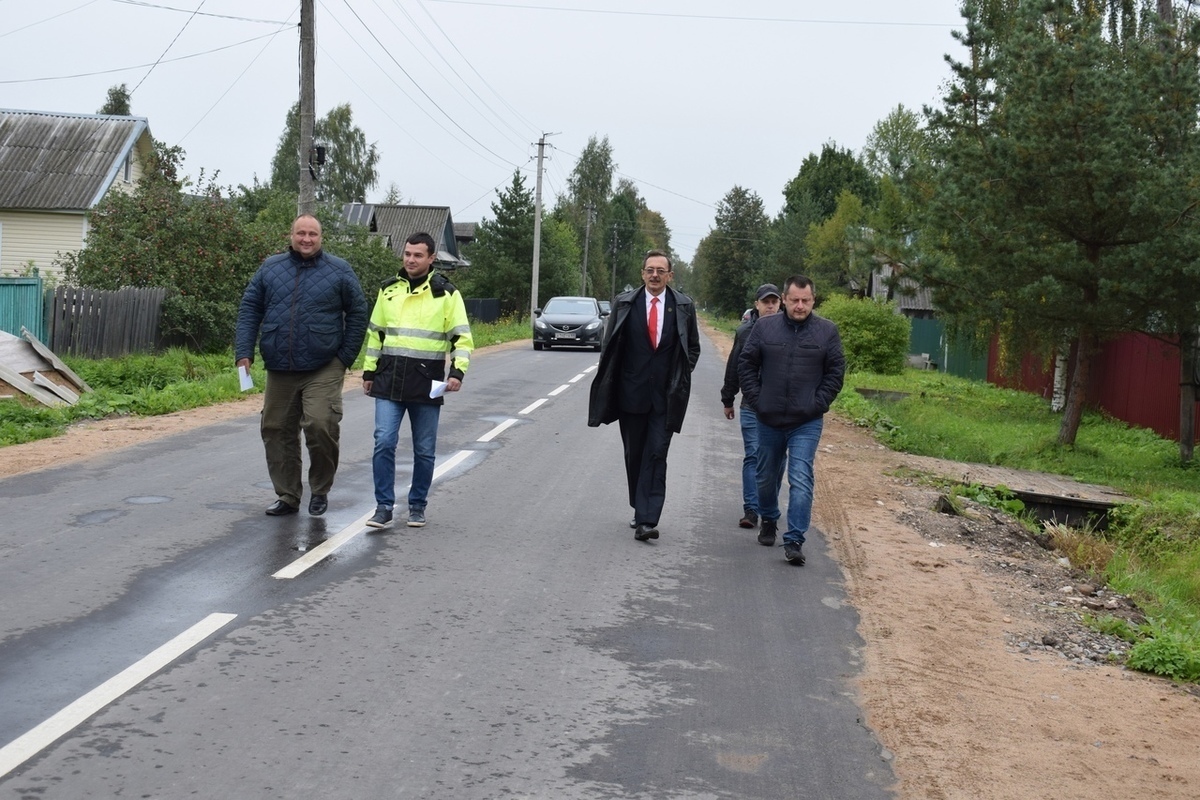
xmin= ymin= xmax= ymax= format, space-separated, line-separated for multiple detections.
xmin=422 ymin=0 xmax=959 ymax=28
xmin=414 ymin=0 xmax=540 ymax=136
xmin=131 ymin=0 xmax=208 ymax=95
xmin=178 ymin=18 xmax=296 ymax=145
xmin=0 ymin=0 xmax=99 ymax=40
xmin=317 ymin=3 xmax=516 ymax=172
xmin=553 ymin=145 xmax=718 ymax=211
xmin=0 ymin=30 xmax=287 ymax=84
xmin=336 ymin=0 xmax=523 ymax=168
xmin=365 ymin=0 xmax=528 ymax=151
xmin=318 ymin=44 xmax=497 ymax=189
xmin=109 ymin=0 xmax=289 ymax=24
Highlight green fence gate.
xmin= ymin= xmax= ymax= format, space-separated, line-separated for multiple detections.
xmin=0 ymin=276 xmax=47 ymax=343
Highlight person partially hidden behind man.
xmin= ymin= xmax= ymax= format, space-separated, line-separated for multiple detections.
xmin=588 ymin=249 xmax=701 ymax=542
xmin=737 ymin=275 xmax=845 ymax=565
xmin=721 ymin=283 xmax=782 ymax=530
xmin=235 ymin=214 xmax=368 ymax=517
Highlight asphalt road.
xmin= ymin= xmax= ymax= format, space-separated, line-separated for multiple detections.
xmin=0 ymin=334 xmax=894 ymax=799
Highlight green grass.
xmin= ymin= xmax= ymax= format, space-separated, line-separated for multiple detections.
xmin=0 ymin=316 xmax=532 ymax=447
xmin=836 ymin=368 xmax=1200 ymax=682
xmin=471 ymin=313 xmax=531 ymax=348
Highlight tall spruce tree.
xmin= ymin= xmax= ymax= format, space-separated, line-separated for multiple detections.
xmin=920 ymin=0 xmax=1200 ymax=446
xmin=458 ymin=172 xmax=579 ymax=313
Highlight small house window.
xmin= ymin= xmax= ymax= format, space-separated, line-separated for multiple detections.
xmin=123 ymin=156 xmax=132 ymax=182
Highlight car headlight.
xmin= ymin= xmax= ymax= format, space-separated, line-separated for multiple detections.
xmin=585 ymin=320 xmax=600 ymax=331
xmin=534 ymin=319 xmax=547 ymax=330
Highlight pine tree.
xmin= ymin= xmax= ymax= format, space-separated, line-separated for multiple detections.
xmin=919 ymin=0 xmax=1200 ymax=445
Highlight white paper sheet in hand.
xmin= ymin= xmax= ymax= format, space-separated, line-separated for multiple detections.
xmin=238 ymin=365 xmax=254 ymax=392
xmin=429 ymin=380 xmax=448 ymax=399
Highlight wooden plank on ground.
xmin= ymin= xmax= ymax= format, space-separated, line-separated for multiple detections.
xmin=21 ymin=327 xmax=92 ymax=393
xmin=0 ymin=363 xmax=66 ymax=407
xmin=32 ymin=371 xmax=80 ymax=405
xmin=900 ymin=454 xmax=1131 ymax=504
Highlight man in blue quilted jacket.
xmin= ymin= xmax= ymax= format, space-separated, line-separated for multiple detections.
xmin=738 ymin=275 xmax=845 ymax=565
xmin=236 ymin=214 xmax=368 ymax=517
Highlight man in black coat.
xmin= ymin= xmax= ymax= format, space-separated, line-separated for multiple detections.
xmin=588 ymin=250 xmax=701 ymax=542
xmin=738 ymin=275 xmax=845 ymax=565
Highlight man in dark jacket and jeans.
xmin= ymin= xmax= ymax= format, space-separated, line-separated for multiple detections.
xmin=738 ymin=275 xmax=845 ymax=564
xmin=236 ymin=214 xmax=368 ymax=517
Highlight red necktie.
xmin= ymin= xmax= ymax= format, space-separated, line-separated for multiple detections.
xmin=648 ymin=296 xmax=659 ymax=349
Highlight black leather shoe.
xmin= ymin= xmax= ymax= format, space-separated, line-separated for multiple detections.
xmin=265 ymin=499 xmax=299 ymax=516
xmin=629 ymin=518 xmax=637 ymax=529
xmin=308 ymin=494 xmax=328 ymax=516
xmin=634 ymin=523 xmax=659 ymax=541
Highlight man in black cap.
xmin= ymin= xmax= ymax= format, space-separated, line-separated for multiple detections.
xmin=738 ymin=275 xmax=845 ymax=565
xmin=721 ymin=283 xmax=782 ymax=529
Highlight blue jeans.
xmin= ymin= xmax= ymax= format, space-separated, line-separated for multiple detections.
xmin=741 ymin=406 xmax=784 ymax=514
xmin=372 ymin=399 xmax=440 ymax=510
xmin=755 ymin=416 xmax=824 ymax=545
xmin=739 ymin=405 xmax=761 ymax=512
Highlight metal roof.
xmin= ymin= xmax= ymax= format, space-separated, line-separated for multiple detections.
xmin=341 ymin=203 xmax=470 ymax=268
xmin=871 ymin=263 xmax=935 ymax=312
xmin=0 ymin=109 xmax=150 ymax=211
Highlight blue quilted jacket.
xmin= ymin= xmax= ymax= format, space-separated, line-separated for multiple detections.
xmin=235 ymin=248 xmax=368 ymax=372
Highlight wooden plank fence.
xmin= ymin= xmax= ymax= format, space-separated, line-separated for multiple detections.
xmin=49 ymin=286 xmax=167 ymax=358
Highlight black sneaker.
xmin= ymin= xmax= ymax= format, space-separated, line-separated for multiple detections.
xmin=757 ymin=518 xmax=777 ymax=546
xmin=407 ymin=507 xmax=426 ymax=528
xmin=739 ymin=508 xmax=758 ymax=529
xmin=366 ymin=507 xmax=392 ymax=529
xmin=783 ymin=541 xmax=805 ymax=565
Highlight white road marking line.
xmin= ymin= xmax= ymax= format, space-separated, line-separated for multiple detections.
xmin=584 ymin=364 xmax=598 ymax=373
xmin=478 ymin=418 xmax=519 ymax=442
xmin=569 ymin=373 xmax=587 ymax=383
xmin=434 ymin=449 xmax=471 ymax=475
xmin=548 ymin=384 xmax=570 ymax=396
xmin=0 ymin=612 xmax=237 ymax=779
xmin=519 ymin=398 xmax=547 ymax=415
xmin=274 ymin=449 xmax=475 ymax=580
xmin=272 ymin=521 xmax=369 ymax=579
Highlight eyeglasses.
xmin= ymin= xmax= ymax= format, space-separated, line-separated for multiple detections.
xmin=642 ymin=268 xmax=670 ymax=276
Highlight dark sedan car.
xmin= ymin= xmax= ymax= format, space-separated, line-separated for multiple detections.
xmin=533 ymin=296 xmax=606 ymax=351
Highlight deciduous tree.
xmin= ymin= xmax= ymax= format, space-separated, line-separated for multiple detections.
xmin=269 ymin=102 xmax=380 ymax=203
xmin=98 ymin=84 xmax=131 ymax=116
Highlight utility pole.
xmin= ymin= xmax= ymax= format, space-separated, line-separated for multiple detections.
xmin=297 ymin=0 xmax=316 ymax=216
xmin=580 ymin=202 xmax=594 ymax=295
xmin=529 ymin=134 xmax=547 ymax=324
xmin=609 ymin=224 xmax=620 ymax=300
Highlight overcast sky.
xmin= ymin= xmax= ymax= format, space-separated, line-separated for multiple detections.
xmin=1 ymin=0 xmax=965 ymax=262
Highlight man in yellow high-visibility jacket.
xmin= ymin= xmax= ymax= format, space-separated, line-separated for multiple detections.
xmin=361 ymin=231 xmax=473 ymax=529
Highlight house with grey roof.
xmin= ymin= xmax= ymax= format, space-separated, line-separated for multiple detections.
xmin=341 ymin=203 xmax=471 ymax=269
xmin=0 ymin=109 xmax=154 ymax=280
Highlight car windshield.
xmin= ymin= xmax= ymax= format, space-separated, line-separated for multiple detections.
xmin=544 ymin=298 xmax=596 ymax=315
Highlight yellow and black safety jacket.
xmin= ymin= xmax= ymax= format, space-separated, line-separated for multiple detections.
xmin=362 ymin=272 xmax=473 ymax=404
